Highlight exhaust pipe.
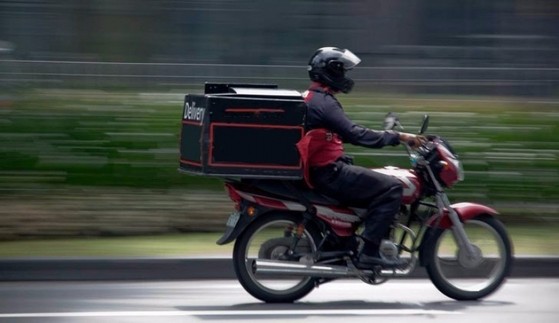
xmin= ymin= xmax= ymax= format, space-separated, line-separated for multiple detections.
xmin=253 ymin=259 xmax=353 ymax=278
xmin=252 ymin=258 xmax=417 ymax=278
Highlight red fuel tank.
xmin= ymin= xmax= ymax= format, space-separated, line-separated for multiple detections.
xmin=371 ymin=166 xmax=422 ymax=204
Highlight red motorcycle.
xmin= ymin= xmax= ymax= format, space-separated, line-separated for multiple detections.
xmin=217 ymin=113 xmax=513 ymax=303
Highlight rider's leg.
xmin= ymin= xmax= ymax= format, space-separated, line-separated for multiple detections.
xmin=311 ymin=161 xmax=404 ymax=267
xmin=358 ymin=181 xmax=404 ymax=267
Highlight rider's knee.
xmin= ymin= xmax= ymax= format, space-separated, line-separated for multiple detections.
xmin=387 ymin=180 xmax=403 ymax=200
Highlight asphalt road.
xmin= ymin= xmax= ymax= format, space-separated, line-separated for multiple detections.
xmin=0 ymin=278 xmax=557 ymax=323
xmin=1 ymin=256 xmax=557 ymax=281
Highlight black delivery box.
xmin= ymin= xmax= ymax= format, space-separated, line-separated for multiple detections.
xmin=179 ymin=83 xmax=306 ymax=179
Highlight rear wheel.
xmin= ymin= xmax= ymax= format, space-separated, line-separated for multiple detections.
xmin=233 ymin=213 xmax=321 ymax=303
xmin=424 ymin=215 xmax=513 ymax=300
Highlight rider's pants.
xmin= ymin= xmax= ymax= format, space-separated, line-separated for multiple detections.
xmin=310 ymin=159 xmax=403 ymax=244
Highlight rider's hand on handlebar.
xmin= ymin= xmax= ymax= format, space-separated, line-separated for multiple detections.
xmin=399 ymin=133 xmax=427 ymax=148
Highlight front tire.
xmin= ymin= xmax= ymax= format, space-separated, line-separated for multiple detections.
xmin=424 ymin=214 xmax=513 ymax=300
xmin=233 ymin=212 xmax=322 ymax=303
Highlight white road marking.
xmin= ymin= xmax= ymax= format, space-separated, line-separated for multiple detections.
xmin=0 ymin=309 xmax=461 ymax=318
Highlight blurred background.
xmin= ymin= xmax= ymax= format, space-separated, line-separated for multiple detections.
xmin=0 ymin=0 xmax=557 ymax=256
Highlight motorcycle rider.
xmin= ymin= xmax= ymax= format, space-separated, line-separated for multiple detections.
xmin=298 ymin=47 xmax=424 ymax=268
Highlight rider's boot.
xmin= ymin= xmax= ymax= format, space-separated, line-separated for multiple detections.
xmin=356 ymin=239 xmax=407 ymax=269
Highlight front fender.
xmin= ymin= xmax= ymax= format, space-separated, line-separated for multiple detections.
xmin=419 ymin=202 xmax=499 ymax=266
xmin=426 ymin=202 xmax=499 ymax=229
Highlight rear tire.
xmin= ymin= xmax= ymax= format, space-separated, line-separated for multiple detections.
xmin=424 ymin=215 xmax=513 ymax=300
xmin=233 ymin=212 xmax=322 ymax=303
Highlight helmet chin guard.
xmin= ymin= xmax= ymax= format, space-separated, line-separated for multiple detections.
xmin=308 ymin=47 xmax=361 ymax=93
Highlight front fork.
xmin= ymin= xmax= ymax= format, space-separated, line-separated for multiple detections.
xmin=424 ymin=163 xmax=478 ymax=259
xmin=435 ymin=192 xmax=478 ymax=258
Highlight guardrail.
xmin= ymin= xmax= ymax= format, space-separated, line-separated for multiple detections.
xmin=2 ymin=59 xmax=558 ymax=96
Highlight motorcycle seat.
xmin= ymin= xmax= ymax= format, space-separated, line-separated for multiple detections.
xmin=239 ymin=179 xmax=342 ymax=206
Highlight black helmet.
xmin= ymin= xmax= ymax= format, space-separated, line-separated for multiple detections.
xmin=308 ymin=47 xmax=361 ymax=93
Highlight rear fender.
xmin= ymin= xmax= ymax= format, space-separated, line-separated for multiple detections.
xmin=218 ymin=184 xmax=307 ymax=245
xmin=418 ymin=202 xmax=499 ymax=266
xmin=218 ymin=184 xmax=260 ymax=245
xmin=216 ymin=209 xmax=255 ymax=245
xmin=217 ymin=201 xmax=299 ymax=245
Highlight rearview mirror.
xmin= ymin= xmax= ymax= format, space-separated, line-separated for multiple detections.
xmin=419 ymin=115 xmax=429 ymax=134
xmin=383 ymin=112 xmax=399 ymax=130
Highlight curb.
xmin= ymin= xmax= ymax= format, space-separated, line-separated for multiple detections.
xmin=1 ymin=257 xmax=557 ymax=281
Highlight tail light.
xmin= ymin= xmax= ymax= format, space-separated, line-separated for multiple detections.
xmin=225 ymin=183 xmax=242 ymax=211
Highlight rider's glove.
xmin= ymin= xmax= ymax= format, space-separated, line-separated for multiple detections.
xmin=399 ymin=133 xmax=427 ymax=148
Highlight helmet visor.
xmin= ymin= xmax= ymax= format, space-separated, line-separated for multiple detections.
xmin=338 ymin=49 xmax=361 ymax=70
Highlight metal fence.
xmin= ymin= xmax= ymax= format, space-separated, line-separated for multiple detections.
xmin=1 ymin=0 xmax=558 ymax=96
xmin=2 ymin=59 xmax=558 ymax=97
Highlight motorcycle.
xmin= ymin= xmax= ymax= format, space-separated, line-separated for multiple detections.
xmin=216 ymin=113 xmax=513 ymax=303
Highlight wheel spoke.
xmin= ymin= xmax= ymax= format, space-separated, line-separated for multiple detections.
xmin=246 ymin=221 xmax=315 ymax=288
xmin=233 ymin=214 xmax=319 ymax=302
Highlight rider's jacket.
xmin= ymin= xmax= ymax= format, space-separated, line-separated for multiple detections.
xmin=297 ymin=82 xmax=400 ymax=186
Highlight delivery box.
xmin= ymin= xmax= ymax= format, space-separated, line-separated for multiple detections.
xmin=179 ymin=83 xmax=306 ymax=179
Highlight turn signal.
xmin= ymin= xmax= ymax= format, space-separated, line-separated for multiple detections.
xmin=247 ymin=206 xmax=257 ymax=217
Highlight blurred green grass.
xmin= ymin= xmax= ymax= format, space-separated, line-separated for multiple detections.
xmin=2 ymin=90 xmax=558 ymax=200
xmin=0 ymin=89 xmax=221 ymax=190
xmin=0 ymin=224 xmax=556 ymax=257
xmin=0 ymin=232 xmax=232 ymax=258
xmin=0 ymin=89 xmax=558 ymax=227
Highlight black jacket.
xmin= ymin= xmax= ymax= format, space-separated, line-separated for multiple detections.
xmin=305 ymin=86 xmax=400 ymax=148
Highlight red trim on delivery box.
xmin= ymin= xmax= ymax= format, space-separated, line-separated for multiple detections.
xmin=182 ymin=120 xmax=203 ymax=126
xmin=208 ymin=122 xmax=303 ymax=170
xmin=225 ymin=108 xmax=285 ymax=113
xmin=210 ymin=122 xmax=303 ymax=130
xmin=180 ymin=158 xmax=202 ymax=167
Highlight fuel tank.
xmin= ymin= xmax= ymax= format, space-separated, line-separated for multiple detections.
xmin=371 ymin=166 xmax=421 ymax=204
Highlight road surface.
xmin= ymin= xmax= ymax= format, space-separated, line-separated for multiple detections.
xmin=0 ymin=278 xmax=557 ymax=322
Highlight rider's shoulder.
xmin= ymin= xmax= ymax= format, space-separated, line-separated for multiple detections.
xmin=310 ymin=89 xmax=338 ymax=103
xmin=322 ymin=92 xmax=342 ymax=108
xmin=305 ymin=88 xmax=342 ymax=112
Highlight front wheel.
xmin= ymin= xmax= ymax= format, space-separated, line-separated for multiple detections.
xmin=424 ymin=214 xmax=513 ymax=300
xmin=233 ymin=212 xmax=322 ymax=303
